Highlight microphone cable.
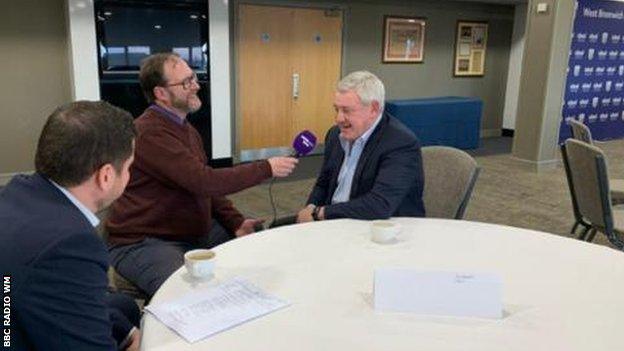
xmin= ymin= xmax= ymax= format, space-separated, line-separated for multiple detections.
xmin=267 ymin=128 xmax=316 ymax=227
xmin=268 ymin=176 xmax=278 ymax=226
xmin=269 ymin=151 xmax=299 ymax=227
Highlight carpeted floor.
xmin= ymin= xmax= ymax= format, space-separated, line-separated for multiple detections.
xmin=229 ymin=137 xmax=624 ymax=250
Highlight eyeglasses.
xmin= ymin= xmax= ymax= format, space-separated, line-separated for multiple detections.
xmin=165 ymin=73 xmax=198 ymax=90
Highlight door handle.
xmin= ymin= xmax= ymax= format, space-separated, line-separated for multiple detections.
xmin=292 ymin=73 xmax=300 ymax=100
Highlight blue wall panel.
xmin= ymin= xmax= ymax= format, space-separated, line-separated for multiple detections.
xmin=560 ymin=0 xmax=624 ymax=143
xmin=385 ymin=97 xmax=482 ymax=149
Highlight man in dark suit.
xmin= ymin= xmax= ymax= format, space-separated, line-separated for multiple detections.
xmin=297 ymin=71 xmax=425 ymax=222
xmin=0 ymin=101 xmax=140 ymax=350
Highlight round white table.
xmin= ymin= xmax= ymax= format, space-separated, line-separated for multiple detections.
xmin=141 ymin=218 xmax=624 ymax=351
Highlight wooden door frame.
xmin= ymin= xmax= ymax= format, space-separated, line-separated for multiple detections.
xmin=233 ymin=1 xmax=347 ymax=162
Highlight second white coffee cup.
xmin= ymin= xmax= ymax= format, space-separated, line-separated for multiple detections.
xmin=371 ymin=220 xmax=401 ymax=243
xmin=184 ymin=249 xmax=216 ymax=279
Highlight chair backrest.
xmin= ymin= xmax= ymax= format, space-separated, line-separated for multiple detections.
xmin=568 ymin=119 xmax=594 ymax=144
xmin=563 ymin=139 xmax=613 ymax=232
xmin=560 ymin=143 xmax=585 ymax=225
xmin=422 ymin=146 xmax=480 ymax=219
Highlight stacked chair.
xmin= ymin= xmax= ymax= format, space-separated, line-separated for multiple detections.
xmin=560 ymin=136 xmax=624 ymax=249
xmin=568 ymin=119 xmax=624 ymax=202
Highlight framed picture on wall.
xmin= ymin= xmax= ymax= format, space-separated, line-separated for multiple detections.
xmin=454 ymin=21 xmax=488 ymax=76
xmin=382 ymin=16 xmax=426 ymax=63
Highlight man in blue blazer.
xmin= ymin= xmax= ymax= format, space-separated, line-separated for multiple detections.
xmin=0 ymin=101 xmax=140 ymax=350
xmin=297 ymin=71 xmax=425 ymax=222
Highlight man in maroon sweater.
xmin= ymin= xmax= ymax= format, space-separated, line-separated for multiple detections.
xmin=106 ymin=53 xmax=298 ymax=297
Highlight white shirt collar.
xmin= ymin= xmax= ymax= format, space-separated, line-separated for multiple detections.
xmin=50 ymin=181 xmax=100 ymax=227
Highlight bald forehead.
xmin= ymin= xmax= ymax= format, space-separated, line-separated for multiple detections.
xmin=169 ymin=56 xmax=184 ymax=68
xmin=162 ymin=57 xmax=187 ymax=81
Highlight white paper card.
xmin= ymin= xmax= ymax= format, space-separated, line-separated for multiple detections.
xmin=374 ymin=269 xmax=502 ymax=319
xmin=145 ymin=278 xmax=290 ymax=343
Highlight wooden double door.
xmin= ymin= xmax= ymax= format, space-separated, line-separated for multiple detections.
xmin=237 ymin=4 xmax=343 ymax=152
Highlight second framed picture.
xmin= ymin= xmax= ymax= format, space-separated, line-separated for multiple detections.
xmin=382 ymin=16 xmax=426 ymax=63
xmin=454 ymin=21 xmax=488 ymax=76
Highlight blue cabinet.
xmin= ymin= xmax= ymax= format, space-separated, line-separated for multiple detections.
xmin=385 ymin=97 xmax=482 ymax=149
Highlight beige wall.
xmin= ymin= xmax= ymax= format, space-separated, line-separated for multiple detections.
xmin=234 ymin=0 xmax=515 ymax=135
xmin=512 ymin=0 xmax=556 ymax=161
xmin=502 ymin=4 xmax=527 ymax=130
xmin=512 ymin=0 xmax=574 ymax=168
xmin=342 ymin=1 xmax=514 ymax=133
xmin=0 ymin=0 xmax=71 ymax=179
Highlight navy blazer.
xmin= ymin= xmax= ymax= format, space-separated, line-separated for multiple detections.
xmin=0 ymin=174 xmax=130 ymax=350
xmin=308 ymin=113 xmax=425 ymax=219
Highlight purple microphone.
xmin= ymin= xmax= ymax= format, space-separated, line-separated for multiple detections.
xmin=292 ymin=130 xmax=317 ymax=157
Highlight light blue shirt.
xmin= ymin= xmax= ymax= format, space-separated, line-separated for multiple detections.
xmin=51 ymin=181 xmax=100 ymax=227
xmin=331 ymin=113 xmax=383 ymax=204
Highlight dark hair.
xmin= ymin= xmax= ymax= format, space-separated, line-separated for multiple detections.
xmin=35 ymin=101 xmax=136 ymax=187
xmin=139 ymin=52 xmax=181 ymax=103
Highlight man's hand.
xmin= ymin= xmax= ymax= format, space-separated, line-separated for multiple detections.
xmin=125 ymin=328 xmax=140 ymax=351
xmin=235 ymin=218 xmax=265 ymax=237
xmin=268 ymin=157 xmax=298 ymax=177
xmin=296 ymin=204 xmax=315 ymax=223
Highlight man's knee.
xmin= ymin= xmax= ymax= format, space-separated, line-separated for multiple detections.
xmin=204 ymin=222 xmax=235 ymax=248
xmin=111 ymin=239 xmax=186 ymax=296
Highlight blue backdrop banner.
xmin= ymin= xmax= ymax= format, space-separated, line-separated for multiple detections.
xmin=559 ymin=0 xmax=624 ymax=143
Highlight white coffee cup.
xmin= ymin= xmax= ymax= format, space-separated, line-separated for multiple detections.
xmin=371 ymin=220 xmax=401 ymax=243
xmin=184 ymin=249 xmax=215 ymax=279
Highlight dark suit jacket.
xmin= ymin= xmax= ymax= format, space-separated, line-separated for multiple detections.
xmin=308 ymin=113 xmax=425 ymax=219
xmin=0 ymin=174 xmax=132 ymax=350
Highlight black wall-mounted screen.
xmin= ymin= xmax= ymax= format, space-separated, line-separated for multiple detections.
xmin=95 ymin=0 xmax=214 ymax=161
xmin=96 ymin=0 xmax=208 ymax=73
